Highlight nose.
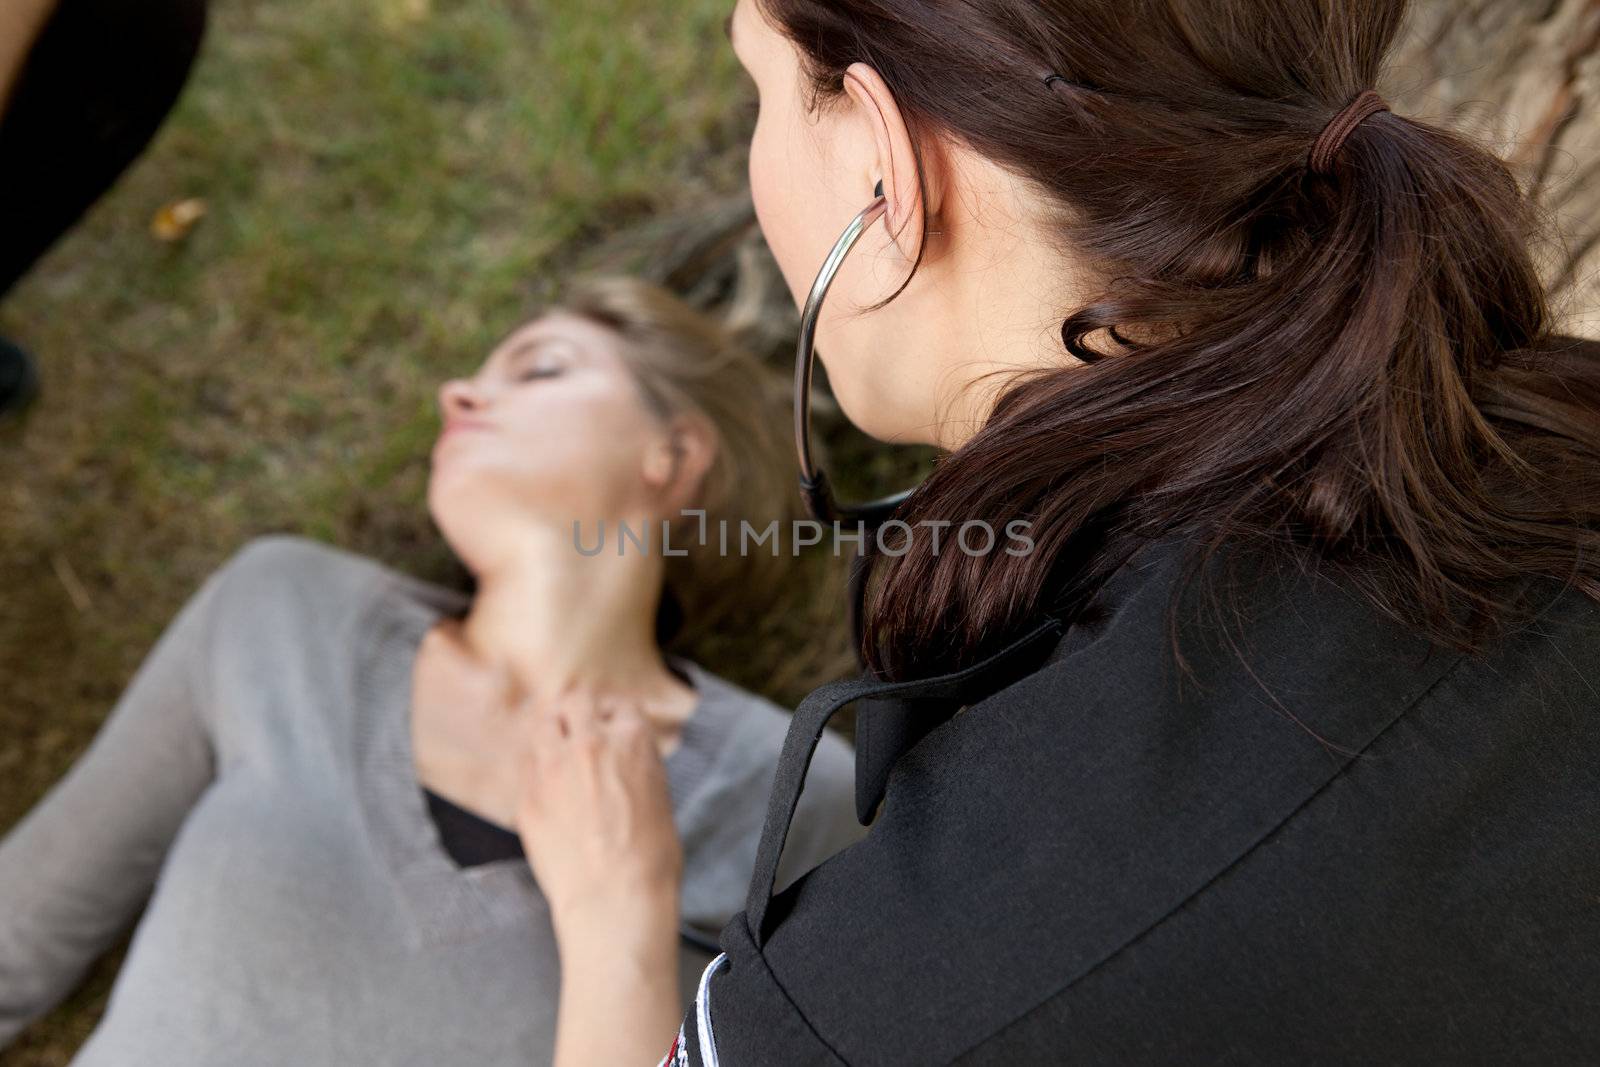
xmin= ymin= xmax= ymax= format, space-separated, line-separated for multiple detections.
xmin=437 ymin=376 xmax=484 ymax=420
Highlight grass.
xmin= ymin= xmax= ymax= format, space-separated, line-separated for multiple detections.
xmin=0 ymin=0 xmax=934 ymax=1060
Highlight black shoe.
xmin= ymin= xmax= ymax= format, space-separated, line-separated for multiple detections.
xmin=0 ymin=336 xmax=41 ymax=418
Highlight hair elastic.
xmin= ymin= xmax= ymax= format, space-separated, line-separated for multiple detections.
xmin=1309 ymin=90 xmax=1390 ymax=174
xmin=1040 ymin=70 xmax=1099 ymax=95
xmin=1040 ymin=71 xmax=1390 ymax=178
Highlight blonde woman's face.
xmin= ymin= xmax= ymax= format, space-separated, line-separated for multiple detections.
xmin=426 ymin=312 xmax=684 ymax=573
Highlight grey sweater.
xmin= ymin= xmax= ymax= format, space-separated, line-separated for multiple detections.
xmin=0 ymin=535 xmax=865 ymax=1065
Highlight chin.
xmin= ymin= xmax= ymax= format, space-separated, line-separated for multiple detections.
xmin=425 ymin=484 xmax=469 ymax=554
xmin=425 ymin=466 xmax=460 ymax=522
xmin=426 ymin=470 xmax=497 ymax=548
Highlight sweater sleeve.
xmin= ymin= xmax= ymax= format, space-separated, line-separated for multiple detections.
xmin=0 ymin=560 xmax=228 ymax=1047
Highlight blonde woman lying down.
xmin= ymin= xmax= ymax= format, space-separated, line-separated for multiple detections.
xmin=0 ymin=275 xmax=864 ymax=1066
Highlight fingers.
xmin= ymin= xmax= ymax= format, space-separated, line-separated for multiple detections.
xmin=556 ymin=686 xmax=650 ymax=732
xmin=521 ymin=688 xmax=564 ymax=753
xmin=518 ymin=683 xmax=659 ymax=768
xmin=523 ymin=683 xmax=603 ymax=742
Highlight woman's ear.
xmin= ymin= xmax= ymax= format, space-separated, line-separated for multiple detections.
xmin=642 ymin=414 xmax=718 ymax=513
xmin=841 ymin=60 xmax=944 ymax=261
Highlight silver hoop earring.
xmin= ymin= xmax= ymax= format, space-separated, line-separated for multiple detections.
xmin=793 ymin=182 xmax=921 ymax=525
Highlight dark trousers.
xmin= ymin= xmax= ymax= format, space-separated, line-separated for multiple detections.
xmin=0 ymin=0 xmax=208 ymax=298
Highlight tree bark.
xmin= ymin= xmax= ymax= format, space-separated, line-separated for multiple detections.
xmin=1390 ymin=0 xmax=1600 ymax=337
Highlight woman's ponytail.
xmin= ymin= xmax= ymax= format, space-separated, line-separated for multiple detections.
xmin=755 ymin=0 xmax=1600 ymax=679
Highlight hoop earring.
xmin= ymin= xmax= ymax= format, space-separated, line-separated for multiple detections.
xmin=793 ymin=180 xmax=921 ymax=525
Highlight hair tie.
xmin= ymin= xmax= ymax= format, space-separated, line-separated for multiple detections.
xmin=1040 ymin=69 xmax=1099 ymax=95
xmin=1309 ymin=90 xmax=1390 ymax=175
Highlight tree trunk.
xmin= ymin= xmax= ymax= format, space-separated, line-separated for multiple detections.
xmin=1390 ymin=0 xmax=1600 ymax=337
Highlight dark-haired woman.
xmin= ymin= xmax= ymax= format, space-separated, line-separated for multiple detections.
xmin=516 ymin=1 xmax=1600 ymax=1063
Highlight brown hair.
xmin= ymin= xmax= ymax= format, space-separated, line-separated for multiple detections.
xmin=754 ymin=0 xmax=1600 ymax=679
xmin=539 ymin=273 xmax=798 ymax=648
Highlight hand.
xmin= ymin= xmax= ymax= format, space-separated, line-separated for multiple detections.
xmin=515 ymin=685 xmax=684 ymax=937
xmin=516 ymin=687 xmax=686 ymax=1067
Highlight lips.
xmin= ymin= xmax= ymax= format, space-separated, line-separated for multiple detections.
xmin=432 ymin=420 xmax=495 ymax=461
xmin=438 ymin=418 xmax=493 ymax=440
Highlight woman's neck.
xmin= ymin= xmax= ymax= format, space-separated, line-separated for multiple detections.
xmin=457 ymin=522 xmax=683 ymax=714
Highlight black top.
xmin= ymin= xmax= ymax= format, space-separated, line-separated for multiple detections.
xmin=678 ymin=526 xmax=1600 ymax=1064
xmin=422 ymin=788 xmax=726 ymax=957
xmin=423 ymin=788 xmax=525 ymax=867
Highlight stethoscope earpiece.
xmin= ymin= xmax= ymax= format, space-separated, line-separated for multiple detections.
xmin=793 ymin=182 xmax=920 ymax=527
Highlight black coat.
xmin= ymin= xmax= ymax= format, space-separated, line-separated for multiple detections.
xmin=668 ymin=512 xmax=1600 ymax=1065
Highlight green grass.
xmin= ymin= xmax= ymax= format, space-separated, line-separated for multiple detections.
xmin=0 ymin=0 xmax=858 ymax=1060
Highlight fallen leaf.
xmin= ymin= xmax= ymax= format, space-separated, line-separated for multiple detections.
xmin=150 ymin=197 xmax=208 ymax=242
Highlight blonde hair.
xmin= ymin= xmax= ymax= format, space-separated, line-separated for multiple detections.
xmin=538 ymin=272 xmax=799 ymax=647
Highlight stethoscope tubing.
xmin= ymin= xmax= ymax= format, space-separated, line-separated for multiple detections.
xmin=792 ymin=192 xmax=924 ymax=662
xmin=793 ymin=193 xmax=917 ymax=527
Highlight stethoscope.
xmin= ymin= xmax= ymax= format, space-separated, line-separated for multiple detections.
xmin=677 ymin=190 xmax=925 ymax=956
xmin=794 ymin=189 xmax=917 ymax=526
xmin=791 ymin=183 xmax=921 ymax=663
